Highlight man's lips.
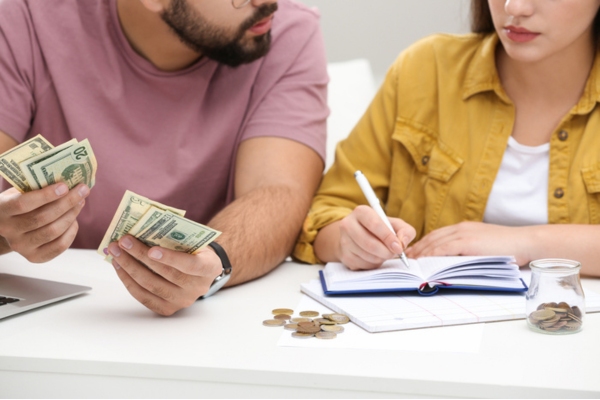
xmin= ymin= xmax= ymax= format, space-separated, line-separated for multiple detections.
xmin=248 ymin=16 xmax=273 ymax=35
xmin=504 ymin=25 xmax=540 ymax=43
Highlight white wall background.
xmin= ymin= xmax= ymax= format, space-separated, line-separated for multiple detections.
xmin=296 ymin=0 xmax=472 ymax=82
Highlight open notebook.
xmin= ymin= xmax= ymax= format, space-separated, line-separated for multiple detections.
xmin=320 ymin=256 xmax=527 ymax=296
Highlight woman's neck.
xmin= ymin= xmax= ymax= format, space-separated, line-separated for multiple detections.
xmin=496 ymin=35 xmax=596 ymax=108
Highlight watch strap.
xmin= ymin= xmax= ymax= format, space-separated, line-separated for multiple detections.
xmin=199 ymin=242 xmax=232 ymax=299
xmin=208 ymin=242 xmax=232 ymax=275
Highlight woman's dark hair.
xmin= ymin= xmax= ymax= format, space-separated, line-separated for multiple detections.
xmin=470 ymin=0 xmax=600 ymax=43
xmin=470 ymin=0 xmax=494 ymax=34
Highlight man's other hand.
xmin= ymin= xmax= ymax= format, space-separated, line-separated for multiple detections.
xmin=107 ymin=235 xmax=222 ymax=316
xmin=0 ymin=183 xmax=90 ymax=261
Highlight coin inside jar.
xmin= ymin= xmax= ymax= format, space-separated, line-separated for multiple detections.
xmin=529 ymin=309 xmax=556 ymax=322
xmin=528 ymin=302 xmax=582 ymax=333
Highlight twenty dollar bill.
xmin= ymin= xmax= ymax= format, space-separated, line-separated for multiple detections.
xmin=0 ymin=134 xmax=54 ymax=192
xmin=98 ymin=190 xmax=220 ymax=262
xmin=0 ymin=135 xmax=98 ymax=192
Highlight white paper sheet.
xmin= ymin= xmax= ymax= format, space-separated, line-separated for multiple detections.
xmin=277 ymin=294 xmax=485 ymax=353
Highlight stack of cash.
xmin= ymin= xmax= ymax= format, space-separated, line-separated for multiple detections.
xmin=98 ymin=190 xmax=221 ymax=262
xmin=0 ymin=134 xmax=97 ymax=193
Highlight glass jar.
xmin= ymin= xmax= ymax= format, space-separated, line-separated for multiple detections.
xmin=525 ymin=259 xmax=585 ymax=334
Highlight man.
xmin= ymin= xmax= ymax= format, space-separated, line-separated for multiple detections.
xmin=0 ymin=0 xmax=328 ymax=315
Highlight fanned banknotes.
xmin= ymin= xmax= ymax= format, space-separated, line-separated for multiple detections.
xmin=98 ymin=190 xmax=221 ymax=262
xmin=0 ymin=134 xmax=97 ymax=192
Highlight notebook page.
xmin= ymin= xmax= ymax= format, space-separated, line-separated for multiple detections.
xmin=417 ymin=256 xmax=515 ymax=279
xmin=323 ymin=259 xmax=423 ymax=291
xmin=436 ymin=276 xmax=525 ymax=289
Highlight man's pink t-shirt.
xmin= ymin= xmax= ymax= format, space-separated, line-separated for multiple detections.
xmin=0 ymin=0 xmax=328 ymax=249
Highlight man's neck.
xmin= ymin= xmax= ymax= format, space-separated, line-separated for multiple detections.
xmin=116 ymin=0 xmax=202 ymax=71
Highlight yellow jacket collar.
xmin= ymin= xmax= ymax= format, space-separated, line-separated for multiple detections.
xmin=462 ymin=33 xmax=600 ymax=114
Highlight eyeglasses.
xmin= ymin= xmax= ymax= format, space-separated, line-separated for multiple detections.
xmin=232 ymin=0 xmax=251 ymax=9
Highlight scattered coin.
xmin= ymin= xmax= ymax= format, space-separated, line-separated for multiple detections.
xmin=528 ymin=302 xmax=583 ymax=333
xmin=315 ymin=331 xmax=337 ymax=340
xmin=291 ymin=332 xmax=314 ymax=339
xmin=291 ymin=317 xmax=312 ymax=323
xmin=263 ymin=319 xmax=286 ymax=327
xmin=299 ymin=311 xmax=319 ymax=317
xmin=314 ymin=318 xmax=336 ymax=325
xmin=298 ymin=321 xmax=318 ymax=328
xmin=297 ymin=324 xmax=321 ymax=334
xmin=272 ymin=308 xmax=293 ymax=315
xmin=327 ymin=313 xmax=350 ymax=324
xmin=284 ymin=323 xmax=299 ymax=331
xmin=263 ymin=309 xmax=350 ymax=340
xmin=321 ymin=325 xmax=344 ymax=333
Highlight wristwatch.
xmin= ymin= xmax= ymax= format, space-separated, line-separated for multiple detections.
xmin=199 ymin=242 xmax=232 ymax=299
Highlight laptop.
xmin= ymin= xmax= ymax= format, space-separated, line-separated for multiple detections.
xmin=0 ymin=273 xmax=91 ymax=320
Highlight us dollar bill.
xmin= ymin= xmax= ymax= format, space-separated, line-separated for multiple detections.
xmin=19 ymin=139 xmax=78 ymax=190
xmin=28 ymin=139 xmax=97 ymax=190
xmin=134 ymin=210 xmax=221 ymax=255
xmin=97 ymin=190 xmax=186 ymax=260
xmin=127 ymin=206 xmax=167 ymax=237
xmin=0 ymin=134 xmax=54 ymax=192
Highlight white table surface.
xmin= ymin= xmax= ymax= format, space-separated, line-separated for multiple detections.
xmin=1 ymin=249 xmax=599 ymax=398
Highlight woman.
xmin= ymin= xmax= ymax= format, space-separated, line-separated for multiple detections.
xmin=293 ymin=0 xmax=600 ymax=277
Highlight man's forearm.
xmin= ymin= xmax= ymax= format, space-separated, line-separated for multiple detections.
xmin=207 ymin=184 xmax=312 ymax=286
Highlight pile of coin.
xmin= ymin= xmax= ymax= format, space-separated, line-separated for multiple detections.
xmin=262 ymin=308 xmax=350 ymax=339
xmin=527 ymin=302 xmax=583 ymax=333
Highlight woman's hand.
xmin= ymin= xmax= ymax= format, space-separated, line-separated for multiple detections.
xmin=406 ymin=221 xmax=531 ymax=266
xmin=317 ymin=205 xmax=416 ymax=271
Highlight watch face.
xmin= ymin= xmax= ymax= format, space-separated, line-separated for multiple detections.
xmin=201 ymin=272 xmax=231 ymax=299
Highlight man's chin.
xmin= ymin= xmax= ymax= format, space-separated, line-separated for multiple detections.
xmin=234 ymin=34 xmax=272 ymax=64
xmin=200 ymin=33 xmax=272 ymax=67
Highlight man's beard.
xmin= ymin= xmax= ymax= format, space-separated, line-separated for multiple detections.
xmin=161 ymin=0 xmax=278 ymax=67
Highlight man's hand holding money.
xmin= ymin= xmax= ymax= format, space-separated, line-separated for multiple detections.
xmin=0 ymin=183 xmax=90 ymax=261
xmin=107 ymin=234 xmax=222 ymax=316
xmin=98 ymin=190 xmax=222 ymax=315
xmin=0 ymin=135 xmax=96 ymax=260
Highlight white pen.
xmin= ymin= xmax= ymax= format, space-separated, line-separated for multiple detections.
xmin=354 ymin=170 xmax=410 ymax=268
